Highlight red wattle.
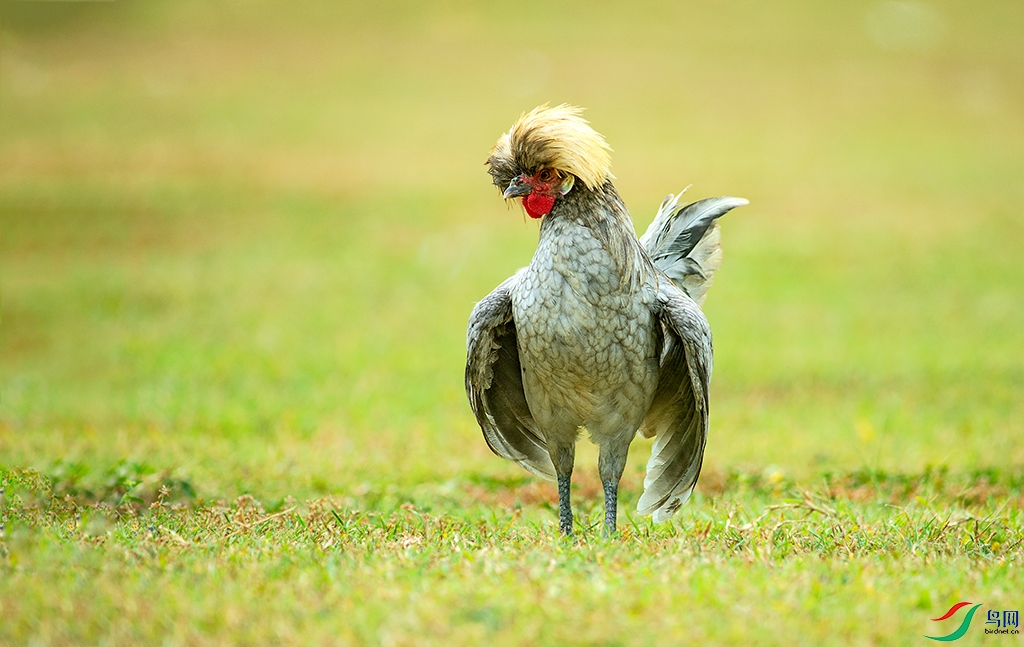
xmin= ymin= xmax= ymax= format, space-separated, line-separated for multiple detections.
xmin=523 ymin=193 xmax=555 ymax=219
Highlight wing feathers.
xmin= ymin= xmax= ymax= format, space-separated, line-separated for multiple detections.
xmin=466 ymin=276 xmax=556 ymax=480
xmin=637 ymin=287 xmax=713 ymax=521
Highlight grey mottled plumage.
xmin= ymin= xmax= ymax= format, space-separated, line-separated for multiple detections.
xmin=466 ymin=105 xmax=746 ymax=533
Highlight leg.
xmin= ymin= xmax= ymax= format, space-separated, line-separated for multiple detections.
xmin=602 ymin=480 xmax=619 ymax=534
xmin=550 ymin=442 xmax=576 ymax=536
xmin=598 ymin=442 xmax=630 ymax=535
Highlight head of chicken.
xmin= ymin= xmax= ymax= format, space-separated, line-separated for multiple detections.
xmin=485 ymin=104 xmax=613 ymax=219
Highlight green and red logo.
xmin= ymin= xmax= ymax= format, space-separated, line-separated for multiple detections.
xmin=925 ymin=602 xmax=1020 ymax=641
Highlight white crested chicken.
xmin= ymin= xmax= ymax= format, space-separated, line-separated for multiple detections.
xmin=466 ymin=105 xmax=746 ymax=535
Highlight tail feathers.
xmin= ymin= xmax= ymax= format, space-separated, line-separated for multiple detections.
xmin=640 ymin=191 xmax=748 ymax=306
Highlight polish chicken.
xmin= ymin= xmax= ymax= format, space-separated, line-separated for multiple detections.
xmin=466 ymin=105 xmax=746 ymax=534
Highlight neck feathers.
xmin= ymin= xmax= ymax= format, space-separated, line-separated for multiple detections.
xmin=544 ymin=181 xmax=652 ymax=290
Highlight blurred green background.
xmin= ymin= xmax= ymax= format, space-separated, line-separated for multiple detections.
xmin=2 ymin=0 xmax=1023 ymax=501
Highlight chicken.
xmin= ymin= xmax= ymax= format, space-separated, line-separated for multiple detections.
xmin=466 ymin=105 xmax=746 ymax=535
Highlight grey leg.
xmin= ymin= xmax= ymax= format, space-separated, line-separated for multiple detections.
xmin=598 ymin=443 xmax=629 ymax=535
xmin=551 ymin=443 xmax=576 ymax=536
xmin=558 ymin=473 xmax=573 ymax=536
xmin=603 ymin=480 xmax=619 ymax=534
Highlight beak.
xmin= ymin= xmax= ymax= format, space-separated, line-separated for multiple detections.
xmin=503 ymin=175 xmax=532 ymax=199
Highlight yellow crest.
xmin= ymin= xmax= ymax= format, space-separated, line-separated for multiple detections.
xmin=489 ymin=104 xmax=613 ymax=190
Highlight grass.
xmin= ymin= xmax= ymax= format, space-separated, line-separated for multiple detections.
xmin=2 ymin=0 xmax=1023 ymax=644
xmin=3 ymin=466 xmax=1022 ymax=645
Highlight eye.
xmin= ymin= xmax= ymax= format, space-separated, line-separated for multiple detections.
xmin=538 ymin=169 xmax=557 ymax=182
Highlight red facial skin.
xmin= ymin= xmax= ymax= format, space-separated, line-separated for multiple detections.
xmin=520 ymin=169 xmax=562 ymax=219
xmin=524 ymin=192 xmax=556 ymax=219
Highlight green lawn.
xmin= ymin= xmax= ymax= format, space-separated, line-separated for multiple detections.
xmin=2 ymin=1 xmax=1023 ymax=644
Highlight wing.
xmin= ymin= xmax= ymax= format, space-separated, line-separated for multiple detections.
xmin=465 ymin=274 xmax=555 ymax=480
xmin=639 ymin=191 xmax=748 ymax=306
xmin=637 ymin=283 xmax=714 ymax=522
